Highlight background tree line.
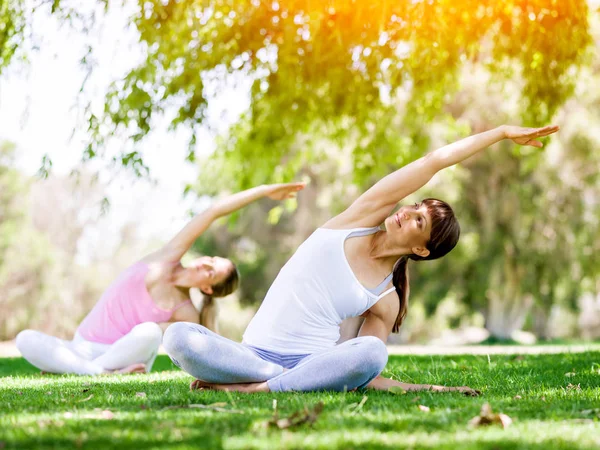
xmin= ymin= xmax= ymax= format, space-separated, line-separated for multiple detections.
xmin=0 ymin=0 xmax=598 ymax=341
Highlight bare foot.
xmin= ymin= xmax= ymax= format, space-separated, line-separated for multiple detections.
xmin=189 ymin=379 xmax=269 ymax=393
xmin=110 ymin=363 xmax=147 ymax=375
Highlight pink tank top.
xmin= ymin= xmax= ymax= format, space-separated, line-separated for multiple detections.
xmin=77 ymin=262 xmax=191 ymax=344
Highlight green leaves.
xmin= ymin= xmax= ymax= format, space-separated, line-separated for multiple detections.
xmin=74 ymin=0 xmax=591 ymax=189
xmin=0 ymin=0 xmax=25 ymax=71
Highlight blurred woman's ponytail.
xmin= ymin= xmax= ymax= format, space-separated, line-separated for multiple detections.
xmin=199 ymin=295 xmax=218 ymax=332
xmin=196 ymin=261 xmax=240 ymax=333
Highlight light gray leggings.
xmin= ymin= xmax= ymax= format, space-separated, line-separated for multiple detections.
xmin=163 ymin=322 xmax=388 ymax=392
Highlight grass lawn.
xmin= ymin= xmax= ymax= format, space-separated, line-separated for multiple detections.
xmin=1 ymin=352 xmax=600 ymax=449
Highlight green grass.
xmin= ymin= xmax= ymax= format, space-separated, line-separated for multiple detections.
xmin=1 ymin=352 xmax=600 ymax=449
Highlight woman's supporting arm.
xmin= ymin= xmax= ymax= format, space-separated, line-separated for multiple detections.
xmin=155 ymin=182 xmax=305 ymax=263
xmin=326 ymin=125 xmax=558 ymax=229
xmin=367 ymin=375 xmax=480 ymax=395
xmin=158 ymin=302 xmax=201 ymax=332
xmin=358 ymin=295 xmax=480 ymax=396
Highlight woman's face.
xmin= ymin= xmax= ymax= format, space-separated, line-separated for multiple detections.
xmin=188 ymin=256 xmax=234 ymax=290
xmin=383 ymin=202 xmax=433 ymax=256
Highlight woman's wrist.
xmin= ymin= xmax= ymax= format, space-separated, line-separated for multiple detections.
xmin=497 ymin=125 xmax=508 ymax=139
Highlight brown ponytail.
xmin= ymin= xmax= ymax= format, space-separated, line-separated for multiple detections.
xmin=197 ymin=261 xmax=240 ymax=333
xmin=391 ymin=257 xmax=410 ymax=332
xmin=391 ymin=198 xmax=461 ymax=333
xmin=199 ymin=295 xmax=218 ymax=332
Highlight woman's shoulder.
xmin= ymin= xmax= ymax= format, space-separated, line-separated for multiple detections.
xmin=170 ymin=300 xmax=198 ymax=322
xmin=322 ymin=207 xmax=386 ymax=230
xmin=135 ymin=257 xmax=177 ymax=285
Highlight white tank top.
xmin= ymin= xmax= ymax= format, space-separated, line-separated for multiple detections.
xmin=242 ymin=227 xmax=395 ymax=355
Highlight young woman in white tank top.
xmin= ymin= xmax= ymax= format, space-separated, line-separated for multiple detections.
xmin=164 ymin=124 xmax=559 ymax=395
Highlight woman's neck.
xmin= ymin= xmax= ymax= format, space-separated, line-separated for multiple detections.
xmin=368 ymin=231 xmax=408 ymax=270
xmin=170 ymin=263 xmax=190 ymax=287
xmin=175 ymin=285 xmax=191 ymax=299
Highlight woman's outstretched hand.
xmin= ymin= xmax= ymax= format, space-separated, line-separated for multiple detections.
xmin=265 ymin=182 xmax=306 ymax=200
xmin=444 ymin=386 xmax=482 ymax=397
xmin=502 ymin=125 xmax=560 ymax=148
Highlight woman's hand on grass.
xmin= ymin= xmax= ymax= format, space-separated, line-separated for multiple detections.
xmin=437 ymin=385 xmax=481 ymax=396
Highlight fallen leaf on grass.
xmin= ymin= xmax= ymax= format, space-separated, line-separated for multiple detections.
xmin=468 ymin=403 xmax=512 ymax=429
xmin=513 ymin=395 xmax=522 ymax=400
xmin=262 ymin=402 xmax=324 ymax=430
xmin=566 ymin=383 xmax=581 ymax=391
xmin=135 ymin=392 xmax=147 ymax=398
xmin=418 ymin=405 xmax=430 ymax=412
xmin=77 ymin=394 xmax=94 ymax=403
xmin=565 ymin=372 xmax=576 ymax=377
xmin=388 ymin=386 xmax=406 ymax=395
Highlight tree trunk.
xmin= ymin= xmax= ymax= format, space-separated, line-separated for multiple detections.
xmin=484 ymin=258 xmax=532 ymax=340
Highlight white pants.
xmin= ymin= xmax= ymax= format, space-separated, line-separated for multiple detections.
xmin=15 ymin=322 xmax=163 ymax=375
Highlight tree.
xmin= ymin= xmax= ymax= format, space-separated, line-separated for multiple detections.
xmin=1 ymin=1 xmax=597 ymax=342
xmin=88 ymin=0 xmax=591 ymax=341
xmin=82 ymin=0 xmax=591 ymax=189
xmin=0 ymin=143 xmax=146 ymax=339
xmin=408 ymin=58 xmax=600 ymax=340
xmin=0 ymin=142 xmax=55 ymax=339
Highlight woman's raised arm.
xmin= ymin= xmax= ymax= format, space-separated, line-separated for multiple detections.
xmin=155 ymin=182 xmax=305 ymax=263
xmin=325 ymin=125 xmax=559 ymax=229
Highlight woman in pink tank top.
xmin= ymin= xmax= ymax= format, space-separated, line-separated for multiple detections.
xmin=15 ymin=182 xmax=305 ymax=376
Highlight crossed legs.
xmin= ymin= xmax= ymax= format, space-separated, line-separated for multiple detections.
xmin=16 ymin=322 xmax=163 ymax=375
xmin=163 ymin=322 xmax=388 ymax=393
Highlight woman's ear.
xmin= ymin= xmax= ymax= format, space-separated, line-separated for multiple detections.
xmin=411 ymin=246 xmax=430 ymax=258
xmin=200 ymin=285 xmax=213 ymax=295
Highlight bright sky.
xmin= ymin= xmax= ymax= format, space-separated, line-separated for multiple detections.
xmin=0 ymin=2 xmax=249 ymax=261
